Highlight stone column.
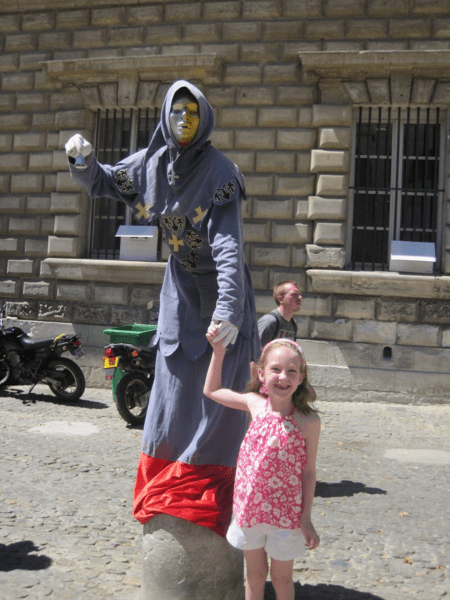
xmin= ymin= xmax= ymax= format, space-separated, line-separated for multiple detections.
xmin=141 ymin=514 xmax=244 ymax=600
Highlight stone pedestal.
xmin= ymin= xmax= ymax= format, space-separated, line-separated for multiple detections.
xmin=141 ymin=514 xmax=244 ymax=600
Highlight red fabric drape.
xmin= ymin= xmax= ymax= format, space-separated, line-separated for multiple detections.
xmin=133 ymin=453 xmax=236 ymax=538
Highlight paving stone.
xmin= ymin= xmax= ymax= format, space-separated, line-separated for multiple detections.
xmin=0 ymin=384 xmax=448 ymax=599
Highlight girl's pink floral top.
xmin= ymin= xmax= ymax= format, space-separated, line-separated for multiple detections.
xmin=233 ymin=402 xmax=307 ymax=529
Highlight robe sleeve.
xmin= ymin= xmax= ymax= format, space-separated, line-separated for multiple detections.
xmin=68 ymin=152 xmax=143 ymax=206
xmin=207 ymin=197 xmax=246 ymax=329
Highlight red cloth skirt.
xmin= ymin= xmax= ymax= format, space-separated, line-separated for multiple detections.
xmin=133 ymin=453 xmax=236 ymax=538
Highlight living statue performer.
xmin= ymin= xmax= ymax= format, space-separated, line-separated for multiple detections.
xmin=66 ymin=80 xmax=260 ymax=538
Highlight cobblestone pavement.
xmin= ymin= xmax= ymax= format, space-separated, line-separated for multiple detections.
xmin=0 ymin=383 xmax=449 ymax=600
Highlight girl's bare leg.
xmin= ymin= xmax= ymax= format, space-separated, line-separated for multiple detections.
xmin=243 ymin=548 xmax=269 ymax=600
xmin=270 ymin=558 xmax=295 ymax=600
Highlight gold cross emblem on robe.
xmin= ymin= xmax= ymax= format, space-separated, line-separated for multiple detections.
xmin=134 ymin=202 xmax=151 ymax=221
xmin=168 ymin=234 xmax=184 ymax=252
xmin=193 ymin=205 xmax=208 ymax=224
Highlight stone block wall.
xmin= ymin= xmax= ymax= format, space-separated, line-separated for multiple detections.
xmin=1 ymin=0 xmax=450 ymax=398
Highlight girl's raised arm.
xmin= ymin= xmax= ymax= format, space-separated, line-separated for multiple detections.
xmin=203 ymin=333 xmax=251 ymax=412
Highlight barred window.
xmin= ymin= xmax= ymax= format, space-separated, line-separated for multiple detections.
xmin=88 ymin=108 xmax=159 ymax=259
xmin=348 ymin=107 xmax=445 ymax=271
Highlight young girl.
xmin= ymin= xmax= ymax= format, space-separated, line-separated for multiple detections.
xmin=204 ymin=331 xmax=321 ymax=600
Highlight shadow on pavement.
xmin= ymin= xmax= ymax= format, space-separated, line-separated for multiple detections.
xmin=126 ymin=423 xmax=144 ymax=431
xmin=0 ymin=541 xmax=52 ymax=571
xmin=0 ymin=388 xmax=108 ymax=410
xmin=265 ymin=582 xmax=385 ymax=599
xmin=315 ymin=480 xmax=387 ymax=498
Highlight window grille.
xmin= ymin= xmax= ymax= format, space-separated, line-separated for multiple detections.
xmin=88 ymin=108 xmax=159 ymax=259
xmin=348 ymin=107 xmax=445 ymax=271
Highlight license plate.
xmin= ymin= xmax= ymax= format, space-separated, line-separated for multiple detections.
xmin=72 ymin=347 xmax=86 ymax=359
xmin=103 ymin=356 xmax=119 ymax=368
xmin=104 ymin=368 xmax=115 ymax=381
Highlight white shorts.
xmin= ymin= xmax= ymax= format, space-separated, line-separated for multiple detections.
xmin=226 ymin=518 xmax=306 ymax=561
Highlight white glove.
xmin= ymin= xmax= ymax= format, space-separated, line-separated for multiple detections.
xmin=65 ymin=134 xmax=93 ymax=160
xmin=208 ymin=320 xmax=239 ymax=347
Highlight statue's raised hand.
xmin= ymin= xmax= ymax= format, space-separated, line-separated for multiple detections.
xmin=65 ymin=134 xmax=93 ymax=161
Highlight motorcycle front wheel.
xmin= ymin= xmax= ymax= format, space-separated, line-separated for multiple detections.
xmin=115 ymin=372 xmax=152 ymax=426
xmin=47 ymin=357 xmax=86 ymax=401
xmin=0 ymin=359 xmax=11 ymax=387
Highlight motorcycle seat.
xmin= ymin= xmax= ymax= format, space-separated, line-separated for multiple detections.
xmin=19 ymin=335 xmax=55 ymax=351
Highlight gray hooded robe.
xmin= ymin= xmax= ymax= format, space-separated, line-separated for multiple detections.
xmin=69 ymin=80 xmax=260 ymax=536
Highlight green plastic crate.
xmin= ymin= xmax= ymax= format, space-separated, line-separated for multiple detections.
xmin=103 ymin=324 xmax=157 ymax=401
xmin=103 ymin=323 xmax=157 ymax=345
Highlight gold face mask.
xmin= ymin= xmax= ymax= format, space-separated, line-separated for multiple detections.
xmin=169 ymin=96 xmax=200 ymax=144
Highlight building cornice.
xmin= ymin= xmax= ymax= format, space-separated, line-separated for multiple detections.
xmin=40 ymin=54 xmax=222 ymax=86
xmin=43 ymin=258 xmax=167 ymax=285
xmin=307 ymin=269 xmax=450 ymax=299
xmin=299 ymin=50 xmax=450 ymax=80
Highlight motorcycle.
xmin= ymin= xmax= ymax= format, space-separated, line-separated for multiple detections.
xmin=103 ymin=304 xmax=157 ymax=426
xmin=0 ymin=304 xmax=86 ymax=402
xmin=103 ymin=341 xmax=156 ymax=426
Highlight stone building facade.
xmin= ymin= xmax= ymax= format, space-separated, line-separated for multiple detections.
xmin=1 ymin=0 xmax=450 ymax=402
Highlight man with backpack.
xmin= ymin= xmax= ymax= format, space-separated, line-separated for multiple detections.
xmin=257 ymin=280 xmax=302 ymax=346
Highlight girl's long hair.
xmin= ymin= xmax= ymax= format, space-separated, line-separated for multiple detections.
xmin=247 ymin=339 xmax=317 ymax=415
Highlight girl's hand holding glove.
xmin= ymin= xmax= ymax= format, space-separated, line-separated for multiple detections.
xmin=207 ymin=320 xmax=238 ymax=347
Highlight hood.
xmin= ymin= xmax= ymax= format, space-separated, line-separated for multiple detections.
xmin=160 ymin=80 xmax=214 ymax=150
xmin=143 ymin=80 xmax=215 ymax=197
